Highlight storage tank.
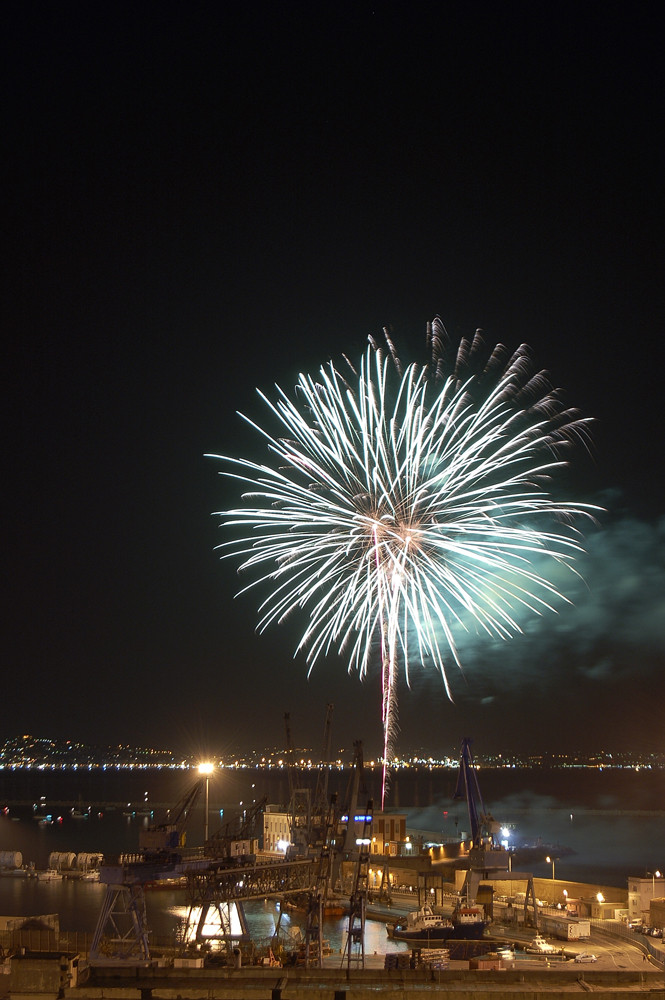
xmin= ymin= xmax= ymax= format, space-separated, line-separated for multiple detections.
xmin=48 ymin=851 xmax=76 ymax=871
xmin=0 ymin=851 xmax=22 ymax=869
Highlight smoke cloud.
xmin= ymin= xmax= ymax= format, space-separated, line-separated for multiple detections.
xmin=407 ymin=505 xmax=665 ymax=697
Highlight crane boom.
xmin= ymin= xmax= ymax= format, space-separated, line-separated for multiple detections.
xmin=313 ymin=703 xmax=334 ymax=814
xmin=139 ymin=779 xmax=202 ymax=854
xmin=453 ymin=737 xmax=486 ymax=847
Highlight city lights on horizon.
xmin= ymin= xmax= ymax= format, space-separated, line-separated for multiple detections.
xmin=1 ymin=735 xmax=664 ymax=772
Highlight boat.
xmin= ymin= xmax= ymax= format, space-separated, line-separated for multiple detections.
xmin=387 ymin=902 xmax=486 ymax=945
xmin=282 ymin=894 xmax=346 ymax=917
xmin=71 ymin=797 xmax=89 ymax=819
xmin=454 ymin=901 xmax=486 ymax=932
xmin=526 ymin=933 xmax=558 ymax=954
xmin=78 ymin=870 xmax=100 ymax=882
xmin=35 ymin=869 xmax=63 ymax=882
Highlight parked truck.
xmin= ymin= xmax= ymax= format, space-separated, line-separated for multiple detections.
xmin=539 ymin=913 xmax=590 ymax=940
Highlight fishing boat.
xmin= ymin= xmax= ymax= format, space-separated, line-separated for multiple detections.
xmin=387 ymin=902 xmax=486 ymax=945
xmin=454 ymin=901 xmax=486 ymax=933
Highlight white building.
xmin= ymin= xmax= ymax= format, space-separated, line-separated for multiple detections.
xmin=263 ymin=804 xmax=293 ymax=855
xmin=627 ymin=875 xmax=664 ymax=924
xmin=262 ymin=805 xmax=408 ymax=857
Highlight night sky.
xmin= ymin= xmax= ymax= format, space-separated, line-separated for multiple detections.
xmin=4 ymin=3 xmax=663 ymax=761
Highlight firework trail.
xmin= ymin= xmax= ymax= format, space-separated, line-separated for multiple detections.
xmin=210 ymin=319 xmax=595 ymax=807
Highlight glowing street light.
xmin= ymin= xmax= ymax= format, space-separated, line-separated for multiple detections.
xmin=648 ymin=870 xmax=662 ymax=898
xmin=198 ymin=762 xmax=214 ymax=844
xmin=546 ymin=855 xmax=557 ymax=879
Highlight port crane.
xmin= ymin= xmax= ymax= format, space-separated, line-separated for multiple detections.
xmin=204 ymin=795 xmax=267 ymax=860
xmin=453 ymin=737 xmax=505 ymax=860
xmin=344 ymin=798 xmax=373 ymax=969
xmin=90 ymin=733 xmax=373 ymax=966
xmin=312 ymin=702 xmax=334 ymax=821
xmin=453 ymin=737 xmax=539 ymax=927
xmin=139 ymin=779 xmax=202 ymax=856
xmin=303 ymin=792 xmax=339 ymax=967
xmin=284 ymin=711 xmax=312 ymax=853
xmin=90 ymin=780 xmax=204 ymax=964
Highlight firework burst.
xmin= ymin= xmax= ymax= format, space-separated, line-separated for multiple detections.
xmin=210 ymin=319 xmax=595 ymax=805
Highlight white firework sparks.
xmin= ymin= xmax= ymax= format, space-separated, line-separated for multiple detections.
xmin=210 ymin=319 xmax=596 ymax=805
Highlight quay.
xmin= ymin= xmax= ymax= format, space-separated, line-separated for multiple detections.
xmin=5 ymin=955 xmax=664 ymax=1000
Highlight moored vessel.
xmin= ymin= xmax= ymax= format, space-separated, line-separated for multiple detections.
xmin=387 ymin=902 xmax=486 ymax=945
xmin=526 ymin=933 xmax=558 ymax=954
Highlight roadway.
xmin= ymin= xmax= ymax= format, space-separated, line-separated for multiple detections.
xmin=488 ymin=917 xmax=663 ymax=973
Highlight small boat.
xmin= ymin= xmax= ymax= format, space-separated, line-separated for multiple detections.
xmin=526 ymin=933 xmax=558 ymax=954
xmin=35 ymin=869 xmax=63 ymax=882
xmin=283 ymin=894 xmax=346 ymax=917
xmin=71 ymin=798 xmax=89 ymax=819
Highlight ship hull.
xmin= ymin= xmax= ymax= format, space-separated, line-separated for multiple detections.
xmin=387 ymin=922 xmax=486 ymax=945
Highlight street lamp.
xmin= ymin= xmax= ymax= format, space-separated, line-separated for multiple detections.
xmin=198 ymin=762 xmax=214 ymax=844
xmin=546 ymin=855 xmax=557 ymax=879
xmin=648 ymin=870 xmax=662 ymax=899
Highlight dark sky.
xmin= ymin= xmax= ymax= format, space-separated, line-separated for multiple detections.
xmin=4 ymin=2 xmax=664 ymax=762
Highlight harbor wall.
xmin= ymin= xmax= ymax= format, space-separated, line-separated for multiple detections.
xmin=384 ymin=857 xmax=628 ymax=908
xmin=63 ymin=965 xmax=664 ymax=1000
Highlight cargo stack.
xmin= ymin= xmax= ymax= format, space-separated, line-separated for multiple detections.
xmin=384 ymin=952 xmax=413 ymax=970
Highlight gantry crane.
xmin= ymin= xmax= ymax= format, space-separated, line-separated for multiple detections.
xmin=303 ymin=792 xmax=339 ymax=967
xmin=344 ymin=798 xmax=373 ymax=969
xmin=90 ymin=780 xmax=203 ymax=964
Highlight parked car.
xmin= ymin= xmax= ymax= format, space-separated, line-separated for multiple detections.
xmin=574 ymin=952 xmax=598 ymax=963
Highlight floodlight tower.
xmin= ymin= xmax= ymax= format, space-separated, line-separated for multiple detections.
xmin=198 ymin=762 xmax=214 ymax=844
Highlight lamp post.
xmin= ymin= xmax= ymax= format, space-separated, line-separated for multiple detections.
xmin=546 ymin=855 xmax=556 ymax=879
xmin=648 ymin=870 xmax=662 ymax=899
xmin=198 ymin=762 xmax=214 ymax=845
